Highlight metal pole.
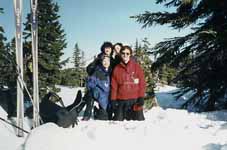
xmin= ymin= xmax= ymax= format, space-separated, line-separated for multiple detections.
xmin=13 ymin=0 xmax=24 ymax=137
xmin=31 ymin=0 xmax=40 ymax=128
xmin=0 ymin=117 xmax=29 ymax=134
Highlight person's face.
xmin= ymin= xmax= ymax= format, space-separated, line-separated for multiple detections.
xmin=114 ymin=45 xmax=121 ymax=54
xmin=102 ymin=57 xmax=110 ymax=69
xmin=104 ymin=47 xmax=112 ymax=56
xmin=121 ymin=48 xmax=131 ymax=64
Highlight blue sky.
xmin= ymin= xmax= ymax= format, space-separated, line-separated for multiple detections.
xmin=0 ymin=0 xmax=191 ymax=61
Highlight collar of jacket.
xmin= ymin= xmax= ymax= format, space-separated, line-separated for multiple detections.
xmin=119 ymin=59 xmax=136 ymax=73
xmin=119 ymin=59 xmax=133 ymax=68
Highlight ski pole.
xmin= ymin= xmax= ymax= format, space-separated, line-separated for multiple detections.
xmin=0 ymin=117 xmax=29 ymax=134
xmin=1 ymin=52 xmax=43 ymax=124
xmin=31 ymin=0 xmax=40 ymax=128
xmin=13 ymin=0 xmax=24 ymax=137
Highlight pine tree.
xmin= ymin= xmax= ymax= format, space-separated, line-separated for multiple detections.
xmin=59 ymin=43 xmax=86 ymax=87
xmin=132 ymin=0 xmax=227 ymax=111
xmin=72 ymin=43 xmax=81 ymax=71
xmin=4 ymin=40 xmax=17 ymax=88
xmin=0 ymin=8 xmax=16 ymax=88
xmin=80 ymin=51 xmax=86 ymax=87
xmin=23 ymin=0 xmax=67 ymax=97
xmin=0 ymin=8 xmax=5 ymax=60
xmin=60 ymin=68 xmax=77 ymax=86
xmin=134 ymin=38 xmax=156 ymax=109
xmin=158 ymin=64 xmax=177 ymax=85
xmin=72 ymin=43 xmax=86 ymax=87
xmin=0 ymin=7 xmax=7 ymax=86
xmin=71 ymin=43 xmax=81 ymax=86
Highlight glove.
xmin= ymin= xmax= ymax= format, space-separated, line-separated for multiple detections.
xmin=111 ymin=100 xmax=119 ymax=110
xmin=136 ymin=97 xmax=144 ymax=106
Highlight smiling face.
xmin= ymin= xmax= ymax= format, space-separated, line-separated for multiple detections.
xmin=104 ymin=47 xmax=112 ymax=56
xmin=121 ymin=48 xmax=131 ymax=64
xmin=102 ymin=56 xmax=110 ymax=69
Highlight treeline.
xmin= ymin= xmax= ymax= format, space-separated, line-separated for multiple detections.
xmin=0 ymin=0 xmax=68 ymax=98
xmin=59 ymin=43 xmax=86 ymax=87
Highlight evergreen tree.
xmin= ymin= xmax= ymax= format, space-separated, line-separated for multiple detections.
xmin=0 ymin=8 xmax=7 ymax=86
xmin=71 ymin=43 xmax=86 ymax=87
xmin=60 ymin=68 xmax=78 ymax=87
xmin=0 ymin=8 xmax=5 ymax=58
xmin=132 ymin=0 xmax=227 ymax=111
xmin=72 ymin=43 xmax=81 ymax=71
xmin=71 ymin=43 xmax=82 ymax=86
xmin=59 ymin=43 xmax=86 ymax=87
xmin=158 ymin=64 xmax=177 ymax=85
xmin=0 ymin=8 xmax=16 ymax=88
xmin=80 ymin=51 xmax=86 ymax=87
xmin=134 ymin=38 xmax=156 ymax=109
xmin=23 ymin=0 xmax=67 ymax=97
xmin=4 ymin=40 xmax=17 ymax=88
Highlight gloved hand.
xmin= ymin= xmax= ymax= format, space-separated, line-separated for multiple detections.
xmin=111 ymin=100 xmax=119 ymax=110
xmin=136 ymin=97 xmax=144 ymax=106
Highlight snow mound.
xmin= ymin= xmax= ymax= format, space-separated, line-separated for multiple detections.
xmin=22 ymin=107 xmax=227 ymax=150
xmin=1 ymin=86 xmax=227 ymax=150
xmin=155 ymin=84 xmax=194 ymax=109
xmin=0 ymin=105 xmax=8 ymax=119
xmin=0 ymin=107 xmax=25 ymax=150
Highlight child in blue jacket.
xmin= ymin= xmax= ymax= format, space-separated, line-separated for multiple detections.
xmin=83 ymin=55 xmax=111 ymax=120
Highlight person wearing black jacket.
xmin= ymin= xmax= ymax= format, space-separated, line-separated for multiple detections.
xmin=86 ymin=41 xmax=113 ymax=76
xmin=112 ymin=43 xmax=123 ymax=68
xmin=25 ymin=90 xmax=82 ymax=128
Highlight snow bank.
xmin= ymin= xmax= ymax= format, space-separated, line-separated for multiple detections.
xmin=22 ymin=106 xmax=227 ymax=150
xmin=155 ymin=84 xmax=195 ymax=109
xmin=0 ymin=107 xmax=25 ymax=150
xmin=1 ymin=85 xmax=227 ymax=150
xmin=155 ymin=85 xmax=180 ymax=108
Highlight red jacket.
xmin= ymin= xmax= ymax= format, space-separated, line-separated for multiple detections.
xmin=111 ymin=59 xmax=146 ymax=101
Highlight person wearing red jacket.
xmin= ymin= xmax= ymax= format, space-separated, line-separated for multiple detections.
xmin=111 ymin=45 xmax=146 ymax=121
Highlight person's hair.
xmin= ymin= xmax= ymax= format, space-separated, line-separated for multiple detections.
xmin=121 ymin=45 xmax=133 ymax=54
xmin=100 ymin=41 xmax=113 ymax=52
xmin=98 ymin=54 xmax=110 ymax=64
xmin=100 ymin=54 xmax=110 ymax=60
xmin=113 ymin=43 xmax=123 ymax=50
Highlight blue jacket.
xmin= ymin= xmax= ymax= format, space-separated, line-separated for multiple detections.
xmin=86 ymin=65 xmax=111 ymax=110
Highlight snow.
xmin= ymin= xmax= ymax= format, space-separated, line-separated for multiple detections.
xmin=1 ymin=85 xmax=227 ymax=150
xmin=56 ymin=85 xmax=84 ymax=106
xmin=0 ymin=107 xmax=25 ymax=150
xmin=155 ymin=84 xmax=196 ymax=109
xmin=155 ymin=84 xmax=179 ymax=108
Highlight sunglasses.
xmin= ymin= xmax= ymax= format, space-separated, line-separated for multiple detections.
xmin=121 ymin=52 xmax=130 ymax=56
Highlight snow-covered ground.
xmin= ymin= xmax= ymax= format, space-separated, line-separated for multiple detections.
xmin=1 ymin=85 xmax=227 ymax=150
xmin=155 ymin=84 xmax=196 ymax=109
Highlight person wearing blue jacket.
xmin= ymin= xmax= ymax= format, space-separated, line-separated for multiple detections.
xmin=82 ymin=55 xmax=111 ymax=120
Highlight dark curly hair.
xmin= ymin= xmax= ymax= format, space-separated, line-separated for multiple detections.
xmin=113 ymin=43 xmax=123 ymax=49
xmin=100 ymin=41 xmax=113 ymax=52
